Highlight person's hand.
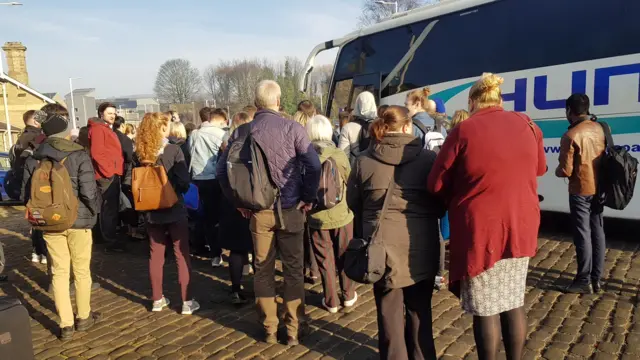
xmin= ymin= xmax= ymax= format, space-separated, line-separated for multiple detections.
xmin=237 ymin=208 xmax=252 ymax=219
xmin=296 ymin=201 xmax=313 ymax=213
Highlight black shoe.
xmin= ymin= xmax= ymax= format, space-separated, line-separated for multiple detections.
xmin=76 ymin=312 xmax=101 ymax=332
xmin=287 ymin=336 xmax=299 ymax=346
xmin=264 ymin=332 xmax=278 ymax=344
xmin=230 ymin=292 xmax=248 ymax=305
xmin=59 ymin=326 xmax=74 ymax=340
xmin=592 ymin=281 xmax=603 ymax=294
xmin=557 ymin=282 xmax=593 ymax=294
xmin=0 ymin=275 xmax=7 ymax=282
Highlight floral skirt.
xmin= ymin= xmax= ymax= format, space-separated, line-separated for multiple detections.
xmin=460 ymin=257 xmax=529 ymax=316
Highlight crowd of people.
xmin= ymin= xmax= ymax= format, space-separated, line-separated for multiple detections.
xmin=2 ymin=71 xmax=611 ymax=360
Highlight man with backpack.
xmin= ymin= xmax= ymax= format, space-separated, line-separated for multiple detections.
xmin=22 ymin=104 xmax=100 ymax=340
xmin=555 ymin=94 xmax=606 ymax=294
xmin=217 ymin=80 xmax=321 ymax=345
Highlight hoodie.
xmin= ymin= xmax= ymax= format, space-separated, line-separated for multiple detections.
xmin=347 ymin=133 xmax=444 ymax=289
xmin=88 ymin=118 xmax=123 ymax=180
xmin=23 ymin=137 xmax=99 ymax=229
xmin=307 ymin=141 xmax=354 ymax=230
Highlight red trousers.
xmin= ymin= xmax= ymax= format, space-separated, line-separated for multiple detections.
xmin=147 ymin=220 xmax=191 ymax=302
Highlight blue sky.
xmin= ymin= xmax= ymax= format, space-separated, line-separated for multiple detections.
xmin=0 ymin=0 xmax=362 ymax=98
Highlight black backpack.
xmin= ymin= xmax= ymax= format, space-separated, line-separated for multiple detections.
xmin=598 ymin=122 xmax=638 ymax=210
xmin=355 ymin=117 xmax=374 ymax=153
xmin=225 ymin=123 xmax=280 ymax=212
xmin=2 ymin=144 xmax=32 ymax=201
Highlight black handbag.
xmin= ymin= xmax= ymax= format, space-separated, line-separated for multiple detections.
xmin=344 ymin=176 xmax=396 ymax=284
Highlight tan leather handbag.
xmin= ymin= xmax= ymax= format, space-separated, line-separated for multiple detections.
xmin=132 ymin=160 xmax=178 ymax=211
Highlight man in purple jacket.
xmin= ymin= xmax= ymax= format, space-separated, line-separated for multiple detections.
xmin=217 ymin=80 xmax=321 ymax=345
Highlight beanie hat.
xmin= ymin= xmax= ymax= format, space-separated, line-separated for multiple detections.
xmin=41 ymin=114 xmax=69 ymax=137
xmin=433 ymin=99 xmax=446 ymax=114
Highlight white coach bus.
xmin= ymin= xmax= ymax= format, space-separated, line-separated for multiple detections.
xmin=299 ymin=0 xmax=640 ymax=220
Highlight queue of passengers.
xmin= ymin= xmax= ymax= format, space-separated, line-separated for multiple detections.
xmin=9 ymin=70 xmax=611 ymax=360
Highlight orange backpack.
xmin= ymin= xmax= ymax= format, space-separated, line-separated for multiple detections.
xmin=131 ymin=160 xmax=178 ymax=211
xmin=26 ymin=157 xmax=79 ymax=232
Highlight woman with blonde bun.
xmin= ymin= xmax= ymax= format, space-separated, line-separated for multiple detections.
xmin=428 ymin=73 xmax=546 ymax=360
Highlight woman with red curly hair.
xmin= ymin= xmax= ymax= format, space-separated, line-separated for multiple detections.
xmin=136 ymin=112 xmax=200 ymax=315
xmin=347 ymin=105 xmax=444 ymax=359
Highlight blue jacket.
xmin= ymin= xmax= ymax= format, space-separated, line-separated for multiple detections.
xmin=188 ymin=122 xmax=227 ymax=180
xmin=412 ymin=112 xmax=447 ymax=140
xmin=217 ymin=109 xmax=321 ymax=209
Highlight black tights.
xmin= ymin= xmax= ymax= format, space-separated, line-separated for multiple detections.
xmin=228 ymin=251 xmax=251 ymax=293
xmin=473 ymin=306 xmax=526 ymax=360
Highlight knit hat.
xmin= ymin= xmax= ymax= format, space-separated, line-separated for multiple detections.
xmin=41 ymin=114 xmax=69 ymax=137
xmin=433 ymin=99 xmax=446 ymax=114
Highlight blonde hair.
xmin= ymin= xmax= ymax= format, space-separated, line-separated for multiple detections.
xmin=125 ymin=123 xmax=135 ymax=136
xmin=450 ymin=110 xmax=470 ymax=128
xmin=170 ymin=122 xmax=187 ymax=139
xmin=406 ymin=87 xmax=431 ymax=111
xmin=255 ymin=80 xmax=281 ymax=109
xmin=230 ymin=112 xmax=252 ymax=133
xmin=469 ymin=73 xmax=504 ymax=110
xmin=293 ymin=111 xmax=312 ymax=127
xmin=306 ymin=115 xmax=333 ymax=143
xmin=136 ymin=112 xmax=170 ymax=163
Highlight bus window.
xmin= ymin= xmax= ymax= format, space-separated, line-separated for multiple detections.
xmin=329 ymin=79 xmax=353 ymax=120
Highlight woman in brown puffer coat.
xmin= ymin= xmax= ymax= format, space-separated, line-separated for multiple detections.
xmin=347 ymin=105 xmax=444 ymax=360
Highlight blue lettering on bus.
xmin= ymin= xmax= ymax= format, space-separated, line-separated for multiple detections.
xmin=499 ymin=63 xmax=640 ymax=112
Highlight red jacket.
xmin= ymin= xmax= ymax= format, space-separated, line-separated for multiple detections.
xmin=427 ymin=107 xmax=546 ymax=295
xmin=88 ymin=119 xmax=123 ymax=180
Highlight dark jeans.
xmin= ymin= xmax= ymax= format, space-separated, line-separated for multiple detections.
xmin=32 ymin=229 xmax=48 ymax=256
xmin=194 ymin=179 xmax=222 ymax=258
xmin=374 ymin=279 xmax=437 ymax=360
xmin=95 ymin=176 xmax=121 ymax=246
xmin=569 ymin=194 xmax=606 ymax=285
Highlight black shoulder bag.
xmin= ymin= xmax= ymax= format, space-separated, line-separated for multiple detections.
xmin=344 ymin=175 xmax=395 ymax=284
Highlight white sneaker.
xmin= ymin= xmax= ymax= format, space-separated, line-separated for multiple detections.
xmin=322 ymin=298 xmax=339 ymax=314
xmin=152 ymin=296 xmax=170 ymax=312
xmin=31 ymin=253 xmax=40 ymax=263
xmin=181 ymin=300 xmax=200 ymax=315
xmin=40 ymin=256 xmax=47 ymax=265
xmin=211 ymin=257 xmax=223 ymax=268
xmin=344 ymin=292 xmax=358 ymax=308
xmin=242 ymin=264 xmax=253 ymax=276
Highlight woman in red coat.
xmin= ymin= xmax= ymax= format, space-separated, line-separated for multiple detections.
xmin=427 ymin=73 xmax=546 ymax=360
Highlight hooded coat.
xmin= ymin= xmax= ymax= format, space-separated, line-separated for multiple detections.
xmin=307 ymin=141 xmax=353 ymax=230
xmin=347 ymin=133 xmax=444 ymax=289
xmin=22 ymin=137 xmax=99 ymax=229
xmin=339 ymin=91 xmax=378 ymax=165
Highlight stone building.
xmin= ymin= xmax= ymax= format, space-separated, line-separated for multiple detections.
xmin=0 ymin=42 xmax=57 ymax=150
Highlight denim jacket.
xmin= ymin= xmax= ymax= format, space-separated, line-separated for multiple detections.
xmin=188 ymin=122 xmax=227 ymax=180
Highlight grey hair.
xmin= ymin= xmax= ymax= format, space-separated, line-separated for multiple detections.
xmin=306 ymin=115 xmax=334 ymax=143
xmin=255 ymin=80 xmax=281 ymax=109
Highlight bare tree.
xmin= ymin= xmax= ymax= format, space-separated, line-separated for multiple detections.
xmin=154 ymin=59 xmax=201 ymax=103
xmin=358 ymin=0 xmax=433 ymax=27
xmin=203 ymin=65 xmax=217 ymax=100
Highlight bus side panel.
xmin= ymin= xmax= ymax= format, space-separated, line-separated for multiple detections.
xmin=380 ymin=54 xmax=640 ymax=220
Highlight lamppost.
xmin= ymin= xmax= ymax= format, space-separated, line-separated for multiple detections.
xmin=0 ymin=1 xmax=23 ymax=150
xmin=69 ymin=77 xmax=81 ymax=129
xmin=375 ymin=0 xmax=398 ymax=14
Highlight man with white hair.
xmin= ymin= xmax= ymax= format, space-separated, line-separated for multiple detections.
xmin=217 ymin=80 xmax=321 ymax=345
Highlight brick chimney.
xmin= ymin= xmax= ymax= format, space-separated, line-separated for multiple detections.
xmin=2 ymin=42 xmax=29 ymax=85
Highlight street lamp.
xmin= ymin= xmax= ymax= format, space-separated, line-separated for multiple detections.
xmin=375 ymin=0 xmax=398 ymax=14
xmin=0 ymin=2 xmax=23 ymax=5
xmin=69 ymin=77 xmax=81 ymax=129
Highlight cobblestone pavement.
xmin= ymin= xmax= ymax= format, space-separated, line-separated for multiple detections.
xmin=1 ymin=206 xmax=640 ymax=360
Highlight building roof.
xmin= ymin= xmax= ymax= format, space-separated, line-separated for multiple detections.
xmin=43 ymin=92 xmax=58 ymax=99
xmin=0 ymin=71 xmax=56 ymax=104
xmin=65 ymin=88 xmax=95 ymax=97
xmin=0 ymin=122 xmax=21 ymax=132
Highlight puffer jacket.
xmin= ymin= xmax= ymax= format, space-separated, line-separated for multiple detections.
xmin=217 ymin=109 xmax=321 ymax=209
xmin=555 ymin=118 xmax=606 ymax=196
xmin=23 ymin=137 xmax=99 ymax=229
xmin=307 ymin=141 xmax=353 ymax=230
xmin=347 ymin=133 xmax=444 ymax=289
